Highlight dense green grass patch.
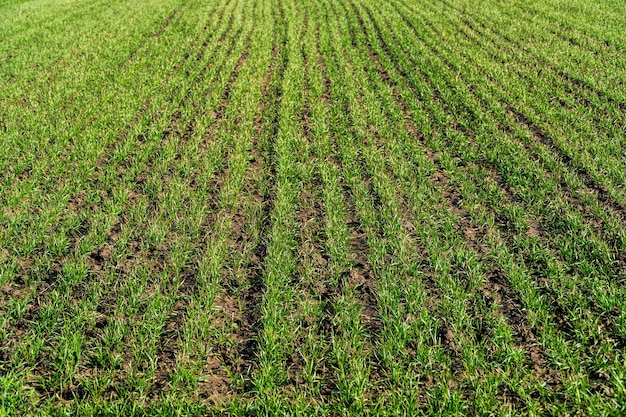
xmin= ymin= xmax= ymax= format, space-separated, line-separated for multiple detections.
xmin=1 ymin=0 xmax=625 ymax=415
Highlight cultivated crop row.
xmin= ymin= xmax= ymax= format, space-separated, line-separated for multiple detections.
xmin=1 ymin=0 xmax=624 ymax=414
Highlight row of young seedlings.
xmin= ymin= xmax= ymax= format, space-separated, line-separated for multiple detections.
xmin=250 ymin=0 xmax=313 ymax=411
xmin=311 ymin=0 xmax=374 ymax=412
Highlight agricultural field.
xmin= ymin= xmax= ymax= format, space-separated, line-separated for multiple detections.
xmin=1 ymin=0 xmax=625 ymax=414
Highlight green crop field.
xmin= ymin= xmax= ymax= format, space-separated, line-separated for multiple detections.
xmin=1 ymin=0 xmax=625 ymax=415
